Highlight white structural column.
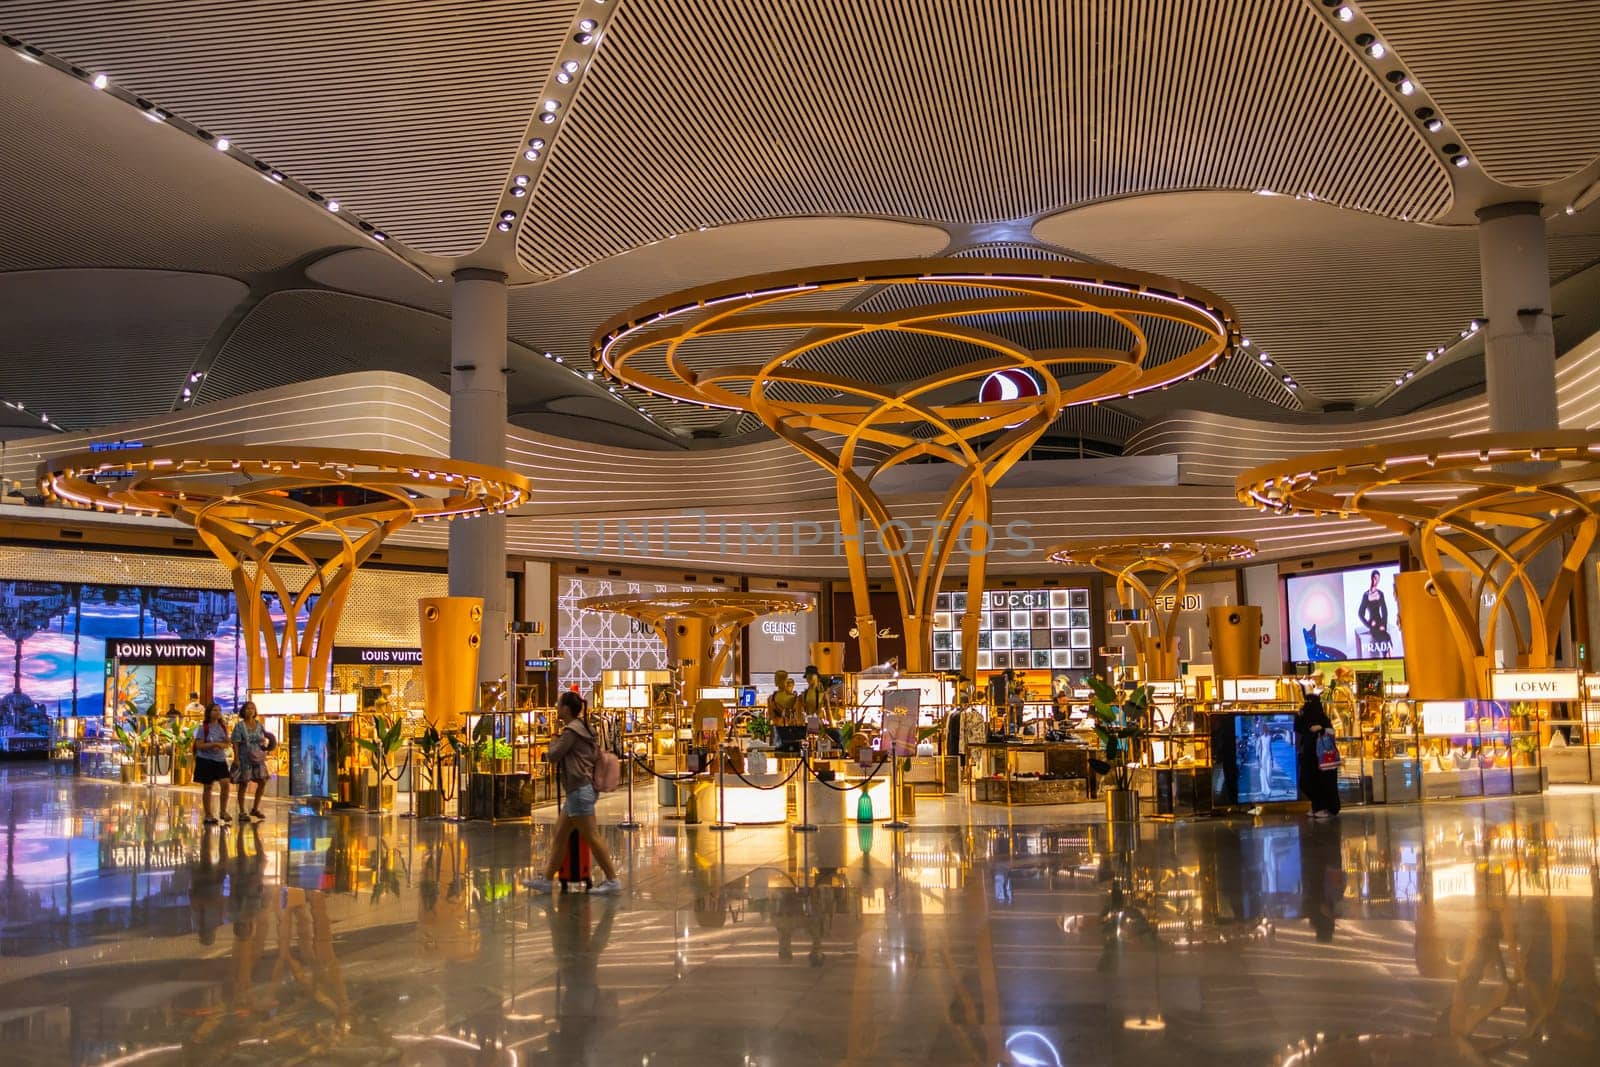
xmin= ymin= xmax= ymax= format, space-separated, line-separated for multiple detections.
xmin=448 ymin=268 xmax=510 ymax=684
xmin=1477 ymin=202 xmax=1558 ymax=432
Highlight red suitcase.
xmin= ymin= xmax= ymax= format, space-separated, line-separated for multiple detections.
xmin=558 ymin=829 xmax=591 ymax=891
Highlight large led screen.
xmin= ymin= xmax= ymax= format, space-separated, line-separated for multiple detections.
xmin=1285 ymin=563 xmax=1404 ymax=662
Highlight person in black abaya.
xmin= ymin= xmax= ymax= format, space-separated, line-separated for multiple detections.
xmin=1295 ymin=692 xmax=1340 ymax=818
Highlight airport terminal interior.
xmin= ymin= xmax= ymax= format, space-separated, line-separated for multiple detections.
xmin=3 ymin=1 xmax=1600 ymax=1064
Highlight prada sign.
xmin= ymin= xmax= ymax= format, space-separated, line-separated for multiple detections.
xmin=105 ymin=639 xmax=214 ymax=665
xmin=1489 ymin=670 xmax=1579 ymax=701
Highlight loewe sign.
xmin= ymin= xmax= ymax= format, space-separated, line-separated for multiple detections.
xmin=1489 ymin=670 xmax=1579 ymax=701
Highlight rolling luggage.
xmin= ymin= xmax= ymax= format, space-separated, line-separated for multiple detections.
xmin=559 ymin=829 xmax=592 ymax=891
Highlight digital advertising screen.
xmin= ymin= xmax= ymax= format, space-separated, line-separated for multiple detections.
xmin=288 ymin=720 xmax=336 ymax=799
xmin=1212 ymin=712 xmax=1299 ymax=806
xmin=1285 ymin=562 xmax=1404 ymax=663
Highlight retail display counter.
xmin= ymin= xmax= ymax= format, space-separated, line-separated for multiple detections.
xmin=969 ymin=741 xmax=1092 ymax=805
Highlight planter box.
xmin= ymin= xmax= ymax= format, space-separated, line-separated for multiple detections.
xmin=464 ymin=772 xmax=533 ymax=819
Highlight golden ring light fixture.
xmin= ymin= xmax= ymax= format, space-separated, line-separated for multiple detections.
xmin=578 ymin=591 xmax=814 ymax=701
xmin=1237 ymin=431 xmax=1600 ymax=690
xmin=594 ymin=258 xmax=1241 ymax=672
xmin=38 ymin=446 xmax=531 ymax=693
xmin=1046 ymin=537 xmax=1257 ymax=681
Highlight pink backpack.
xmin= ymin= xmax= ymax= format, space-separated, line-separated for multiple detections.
xmin=593 ymin=749 xmax=621 ymax=793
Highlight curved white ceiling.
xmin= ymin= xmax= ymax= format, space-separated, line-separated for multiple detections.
xmin=1035 ymin=191 xmax=1600 ymax=403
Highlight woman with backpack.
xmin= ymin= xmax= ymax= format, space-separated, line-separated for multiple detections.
xmin=526 ymin=691 xmax=621 ymax=894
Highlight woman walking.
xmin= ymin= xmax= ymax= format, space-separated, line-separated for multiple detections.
xmin=195 ymin=702 xmax=233 ymax=825
xmin=526 ymin=692 xmax=621 ymax=894
xmin=230 ymin=700 xmax=271 ymax=821
xmin=1295 ymin=691 xmax=1341 ymax=819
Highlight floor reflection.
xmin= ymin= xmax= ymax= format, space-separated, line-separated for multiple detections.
xmin=0 ymin=770 xmax=1596 ymax=1065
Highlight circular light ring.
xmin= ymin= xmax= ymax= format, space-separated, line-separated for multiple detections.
xmin=1045 ymin=536 xmax=1259 ymax=574
xmin=592 ymin=258 xmax=1242 ymax=432
xmin=578 ymin=592 xmax=814 ymax=629
xmin=37 ymin=445 xmax=531 ymax=524
xmin=1233 ymin=431 xmax=1600 ymax=532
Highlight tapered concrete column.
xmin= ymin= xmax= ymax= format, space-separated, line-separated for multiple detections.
xmin=448 ymin=268 xmax=509 ymax=686
xmin=1477 ymin=202 xmax=1558 ymax=432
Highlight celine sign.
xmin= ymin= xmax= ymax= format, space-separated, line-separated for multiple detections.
xmin=331 ymin=647 xmax=423 ymax=666
xmin=1488 ymin=670 xmax=1579 ymax=702
xmin=1221 ymin=677 xmax=1279 ymax=702
xmin=106 ymin=639 xmax=214 ymax=665
xmin=759 ymin=619 xmax=798 ymax=640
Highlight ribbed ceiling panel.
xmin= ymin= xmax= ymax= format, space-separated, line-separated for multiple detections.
xmin=0 ymin=49 xmax=360 ymax=274
xmin=515 ymin=0 xmax=1452 ymax=276
xmin=1362 ymin=0 xmax=1600 ymax=187
xmin=0 ymin=0 xmax=578 ymax=256
xmin=0 ymin=270 xmax=244 ymax=430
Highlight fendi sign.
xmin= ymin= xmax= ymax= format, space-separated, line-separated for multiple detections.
xmin=1489 ymin=670 xmax=1579 ymax=701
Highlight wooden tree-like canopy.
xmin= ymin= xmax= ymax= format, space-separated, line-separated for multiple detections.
xmin=1047 ymin=537 xmax=1257 ymax=680
xmin=593 ymin=258 xmax=1241 ymax=673
xmin=1237 ymin=431 xmax=1600 ymax=692
xmin=39 ymin=446 xmax=530 ymax=693
xmin=578 ymin=591 xmax=813 ymax=702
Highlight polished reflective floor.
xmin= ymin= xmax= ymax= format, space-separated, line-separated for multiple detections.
xmin=2 ymin=770 xmax=1598 ymax=1066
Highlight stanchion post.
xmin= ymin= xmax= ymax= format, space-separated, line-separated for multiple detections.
xmin=710 ymin=725 xmax=734 ymax=831
xmin=793 ymin=738 xmax=817 ymax=833
xmin=619 ymin=749 xmax=641 ymax=831
xmin=886 ymin=749 xmax=909 ymax=831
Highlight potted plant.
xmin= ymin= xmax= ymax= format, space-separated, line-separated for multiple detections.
xmin=411 ymin=724 xmax=451 ymax=818
xmin=51 ymin=738 xmax=79 ymax=777
xmin=746 ymin=712 xmax=772 ymax=745
xmin=1086 ymin=677 xmax=1150 ymax=822
xmin=357 ymin=714 xmax=407 ymax=812
xmin=169 ymin=722 xmax=195 ymax=786
xmin=113 ymin=720 xmax=145 ymax=784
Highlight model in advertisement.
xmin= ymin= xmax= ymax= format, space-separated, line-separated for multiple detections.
xmin=1356 ymin=569 xmax=1392 ymax=655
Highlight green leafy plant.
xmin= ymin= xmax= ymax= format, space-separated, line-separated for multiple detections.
xmin=746 ymin=713 xmax=773 ymax=743
xmin=113 ymin=721 xmax=141 ymax=763
xmin=470 ymin=715 xmax=513 ymax=765
xmin=1085 ymin=676 xmax=1151 ymax=792
xmin=358 ymin=714 xmax=407 ymax=781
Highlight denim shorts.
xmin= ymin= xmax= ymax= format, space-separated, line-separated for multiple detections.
xmin=563 ymin=783 xmax=597 ymax=817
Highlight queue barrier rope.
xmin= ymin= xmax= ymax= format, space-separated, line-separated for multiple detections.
xmin=801 ymin=751 xmax=889 ymax=791
xmin=627 ymin=750 xmax=888 ymax=792
xmin=729 ymin=758 xmax=805 ymax=791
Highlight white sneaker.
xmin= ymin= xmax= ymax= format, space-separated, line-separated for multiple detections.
xmin=523 ymin=876 xmax=554 ymax=893
xmin=590 ymin=878 xmax=622 ymax=895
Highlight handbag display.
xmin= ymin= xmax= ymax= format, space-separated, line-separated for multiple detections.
xmin=1315 ymin=732 xmax=1341 ymax=771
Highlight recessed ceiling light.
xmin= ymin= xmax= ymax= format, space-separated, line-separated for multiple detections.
xmin=91 ymin=72 xmax=108 ymax=89
xmin=1425 ymin=352 xmax=1435 ymax=362
xmin=538 ymin=113 xmax=556 ymax=124
xmin=562 ymin=60 xmax=580 ymax=74
xmin=1398 ymin=78 xmax=1415 ymax=95
xmin=529 ymin=138 xmax=546 ymax=150
xmin=501 ymin=210 xmax=516 ymax=221
xmin=215 ymin=137 xmax=231 ymax=151
xmin=573 ymin=32 xmax=594 ymax=45
xmin=514 ymin=175 xmax=530 ymax=187
xmin=1452 ymin=154 xmax=1470 ymax=167
xmin=511 ymin=186 xmax=527 ymax=198
xmin=578 ymin=18 xmax=598 ymax=31
xmin=182 ymin=388 xmax=192 ymax=398
xmin=496 ymin=221 xmax=511 ymax=231
xmin=269 ymin=169 xmax=284 ymax=182
xmin=373 ymin=231 xmax=387 ymax=242
xmin=556 ymin=71 xmax=572 ymax=84
xmin=1424 ymin=118 xmax=1443 ymax=132
xmin=1355 ymin=33 xmax=1384 ymax=59
xmin=524 ymin=149 xmax=539 ymax=160
xmin=327 ymin=200 xmax=340 ymax=213
xmin=1335 ymin=5 xmax=1354 ymax=21
xmin=1258 ymin=352 xmax=1269 ymax=361
xmin=543 ymin=99 xmax=560 ymax=112
xmin=1394 ymin=377 xmax=1403 ymax=386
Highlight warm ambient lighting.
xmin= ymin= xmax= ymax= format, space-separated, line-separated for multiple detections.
xmin=595 ymin=257 xmax=1243 ymax=671
xmin=1237 ymin=432 xmax=1600 ymax=689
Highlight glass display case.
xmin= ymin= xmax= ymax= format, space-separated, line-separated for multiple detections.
xmin=969 ymin=741 xmax=1092 ymax=804
xmin=1544 ymin=677 xmax=1600 ymax=783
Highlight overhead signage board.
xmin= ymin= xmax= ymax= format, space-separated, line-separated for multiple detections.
xmin=1489 ymin=670 xmax=1579 ymax=702
xmin=1221 ymin=677 xmax=1279 ymax=703
xmin=331 ymin=647 xmax=422 ymax=666
xmin=105 ymin=638 xmax=214 ymax=665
